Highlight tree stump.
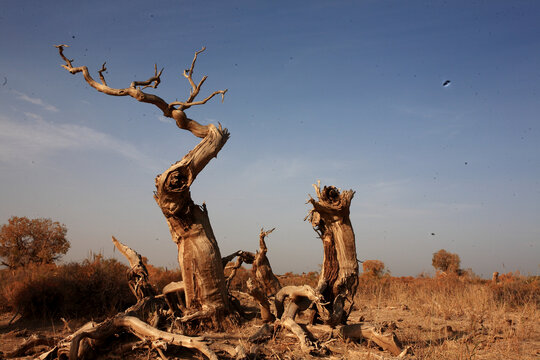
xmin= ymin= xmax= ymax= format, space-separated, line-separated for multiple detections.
xmin=306 ymin=181 xmax=359 ymax=326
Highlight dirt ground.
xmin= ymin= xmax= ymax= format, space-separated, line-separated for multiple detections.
xmin=1 ymin=291 xmax=539 ymax=360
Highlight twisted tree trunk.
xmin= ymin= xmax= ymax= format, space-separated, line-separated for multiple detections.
xmin=154 ymin=124 xmax=231 ymax=318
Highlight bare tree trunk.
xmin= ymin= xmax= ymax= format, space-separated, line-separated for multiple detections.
xmin=306 ymin=181 xmax=359 ymax=326
xmin=154 ymin=124 xmax=231 ymax=319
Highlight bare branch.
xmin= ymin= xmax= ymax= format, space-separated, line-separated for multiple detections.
xmin=69 ymin=316 xmax=218 ymax=360
xmin=55 ymin=44 xmax=171 ymax=116
xmin=182 ymin=48 xmax=207 ymax=105
xmin=56 ymin=45 xmax=227 ymax=139
xmin=258 ymin=227 xmax=274 ymax=254
xmin=131 ymin=64 xmax=164 ymax=90
xmin=98 ymin=62 xmax=107 ymax=85
xmin=171 ymin=46 xmax=227 ymax=111
xmin=169 ymin=89 xmax=228 ymax=110
xmin=183 ymin=46 xmax=206 ymax=89
xmin=260 ymin=227 xmax=275 ymax=238
xmin=54 ymin=44 xmax=74 ymax=68
xmin=5 ymin=334 xmax=57 ymax=358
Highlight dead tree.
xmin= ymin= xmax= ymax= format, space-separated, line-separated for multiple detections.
xmin=306 ymin=181 xmax=359 ymax=326
xmin=51 ymin=45 xmax=406 ymax=358
xmin=56 ymin=45 xmax=232 ymax=323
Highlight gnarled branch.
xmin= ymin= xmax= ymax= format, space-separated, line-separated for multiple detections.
xmin=55 ymin=44 xmax=226 ymax=139
xmin=131 ymin=63 xmax=164 ymax=89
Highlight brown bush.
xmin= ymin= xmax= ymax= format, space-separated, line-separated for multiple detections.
xmin=0 ymin=255 xmax=134 ymax=319
xmin=224 ymin=265 xmax=251 ymax=291
xmin=279 ymin=271 xmax=319 ymax=288
xmin=362 ymin=260 xmax=386 ymax=278
xmin=143 ymin=260 xmax=182 ymax=293
xmin=490 ymin=275 xmax=539 ymax=308
xmin=432 ymin=249 xmax=461 ymax=274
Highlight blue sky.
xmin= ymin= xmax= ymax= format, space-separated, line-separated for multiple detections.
xmin=0 ymin=1 xmax=538 ymax=277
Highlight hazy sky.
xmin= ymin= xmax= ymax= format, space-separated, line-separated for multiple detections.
xmin=1 ymin=1 xmax=538 ymax=277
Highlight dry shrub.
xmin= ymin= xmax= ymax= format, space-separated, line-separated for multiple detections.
xmin=279 ymin=271 xmax=318 ymax=288
xmin=432 ymin=249 xmax=461 ymax=274
xmin=357 ymin=274 xmax=393 ymax=303
xmin=362 ymin=260 xmax=386 ymax=278
xmin=0 ymin=254 xmax=185 ymax=320
xmin=145 ymin=263 xmax=182 ymax=293
xmin=491 ymin=274 xmax=539 ymax=308
xmin=0 ymin=254 xmax=135 ymax=319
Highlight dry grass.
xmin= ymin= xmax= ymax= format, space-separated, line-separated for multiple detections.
xmin=0 ymin=260 xmax=538 ymax=359
xmin=352 ymin=274 xmax=539 ymax=359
